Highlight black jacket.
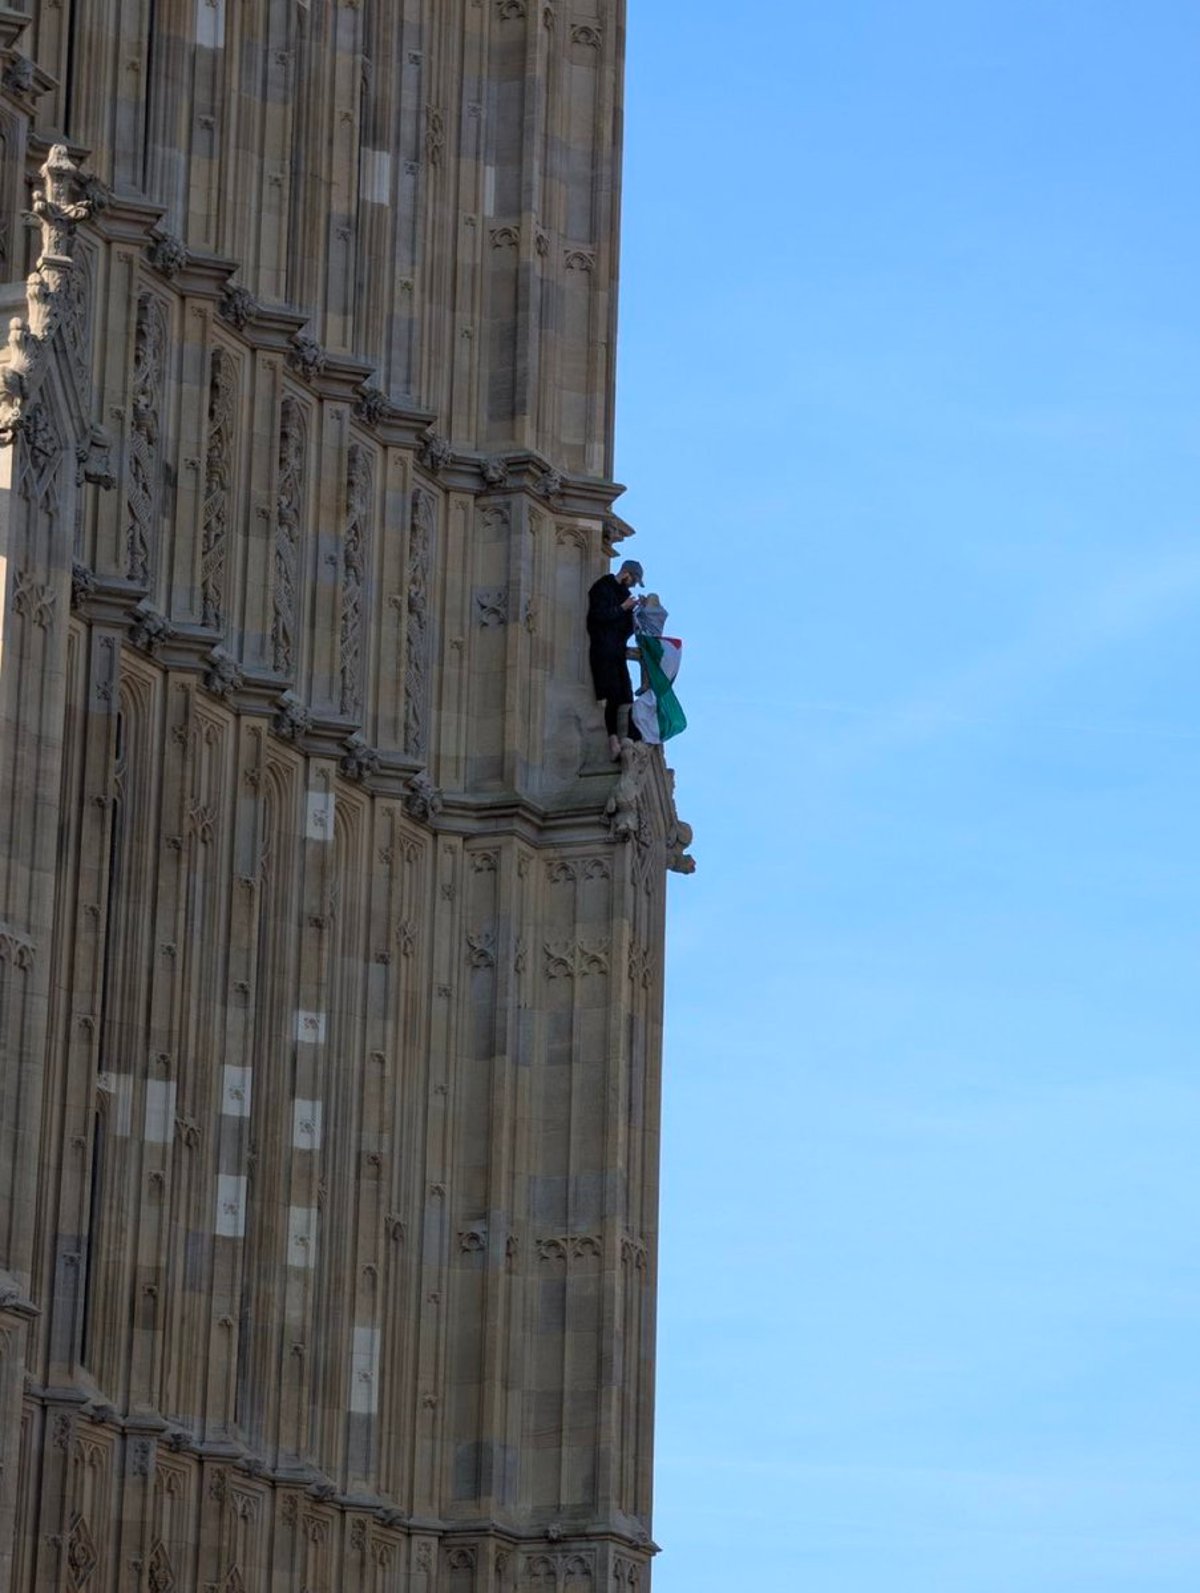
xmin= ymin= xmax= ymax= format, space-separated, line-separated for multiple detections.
xmin=586 ymin=574 xmax=635 ymax=703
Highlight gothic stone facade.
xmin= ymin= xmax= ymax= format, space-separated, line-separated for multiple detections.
xmin=0 ymin=6 xmax=691 ymax=1592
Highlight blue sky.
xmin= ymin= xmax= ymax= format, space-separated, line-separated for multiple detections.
xmin=612 ymin=4 xmax=1200 ymax=1588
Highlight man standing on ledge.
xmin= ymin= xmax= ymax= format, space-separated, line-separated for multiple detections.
xmin=588 ymin=557 xmax=644 ymax=760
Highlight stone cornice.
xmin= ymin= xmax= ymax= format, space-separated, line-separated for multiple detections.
xmin=67 ymin=579 xmax=663 ymax=847
xmin=0 ymin=7 xmax=30 ymax=51
xmin=0 ymin=1270 xmax=39 ymax=1318
xmin=20 ymin=1387 xmax=659 ymax=1555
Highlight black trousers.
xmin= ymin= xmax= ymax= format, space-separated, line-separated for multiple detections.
xmin=591 ymin=646 xmax=641 ymax=740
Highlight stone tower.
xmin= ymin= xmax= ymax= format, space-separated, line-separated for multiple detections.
xmin=0 ymin=5 xmax=691 ymax=1592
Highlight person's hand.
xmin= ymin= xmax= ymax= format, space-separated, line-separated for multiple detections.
xmin=621 ymin=595 xmax=636 ymax=610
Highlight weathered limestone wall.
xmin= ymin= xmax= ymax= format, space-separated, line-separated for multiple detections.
xmin=0 ymin=4 xmax=690 ymax=1592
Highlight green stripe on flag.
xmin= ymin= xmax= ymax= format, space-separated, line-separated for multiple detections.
xmin=639 ymin=635 xmax=688 ymax=742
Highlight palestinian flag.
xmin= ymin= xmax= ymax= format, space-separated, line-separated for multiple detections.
xmin=631 ymin=635 xmax=687 ymax=744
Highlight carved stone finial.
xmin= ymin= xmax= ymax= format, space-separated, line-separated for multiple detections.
xmin=0 ymin=145 xmax=103 ymax=443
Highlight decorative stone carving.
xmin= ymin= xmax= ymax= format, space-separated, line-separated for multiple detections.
xmin=403 ymin=770 xmax=442 ymax=824
xmin=70 ymin=562 xmax=95 ymax=608
xmin=272 ymin=690 xmax=311 ymax=741
xmin=404 ymin=488 xmax=434 ymax=757
xmin=127 ymin=294 xmax=166 ymax=583
xmin=202 ymin=646 xmax=243 ymax=699
xmin=466 ymin=929 xmax=496 ymax=969
xmin=202 ymin=348 xmax=236 ymax=628
xmin=129 ymin=599 xmax=173 ymax=654
xmin=60 ymin=246 xmax=93 ymax=397
xmin=0 ymin=145 xmax=105 ymax=442
xmin=542 ymin=939 xmax=610 ymax=979
xmin=606 ymin=741 xmax=651 ymax=840
xmin=339 ymin=731 xmax=380 ymax=781
xmin=535 ymin=467 xmax=564 ymax=503
xmin=666 ymin=815 xmax=696 ymax=874
xmin=0 ymin=925 xmax=35 ymax=971
xmin=627 ymin=943 xmax=651 ymax=990
xmin=77 ymin=422 xmax=115 ymax=489
xmin=218 ymin=284 xmax=258 ymax=330
xmin=11 ymin=569 xmax=56 ymax=629
xmin=536 ymin=1233 xmax=602 ymax=1263
xmin=288 ymin=332 xmax=326 ymax=381
xmin=354 ymin=384 xmax=390 ymax=425
xmin=418 ymin=426 xmax=452 ymax=474
xmin=621 ymin=1235 xmax=648 ymax=1271
xmin=482 ymin=455 xmax=509 ymax=487
xmin=273 ymin=397 xmax=305 ymax=674
xmin=340 ymin=443 xmax=373 ymax=716
xmin=65 ymin=1513 xmax=98 ymax=1588
xmin=424 ymin=106 xmax=445 ymax=167
xmin=147 ymin=232 xmax=187 ymax=279
xmin=473 ymin=586 xmax=508 ymax=627
xmin=546 ymin=857 xmax=610 ymax=884
xmin=146 ymin=1540 xmax=175 ymax=1593
xmin=2 ymin=54 xmax=34 ymax=96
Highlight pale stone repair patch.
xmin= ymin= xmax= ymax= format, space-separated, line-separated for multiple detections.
xmin=195 ymin=0 xmax=225 ymax=50
xmin=350 ymin=1325 xmax=380 ymax=1414
xmin=295 ymin=1011 xmax=326 ymax=1045
xmin=287 ymin=1206 xmax=318 ymax=1269
xmin=221 ymin=1065 xmax=252 ymax=1118
xmin=293 ymin=1098 xmax=323 ymax=1149
xmin=215 ymin=1174 xmax=246 ymax=1238
xmin=97 ymin=1072 xmax=133 ymax=1136
xmin=144 ymin=1079 xmax=176 ymax=1143
xmin=360 ymin=149 xmax=391 ymax=206
xmin=305 ymin=790 xmax=334 ymax=841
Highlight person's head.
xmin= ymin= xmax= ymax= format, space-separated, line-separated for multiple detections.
xmin=617 ymin=559 xmax=644 ymax=589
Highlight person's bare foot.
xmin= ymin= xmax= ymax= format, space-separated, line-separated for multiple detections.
xmin=608 ymin=734 xmax=621 ymax=761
